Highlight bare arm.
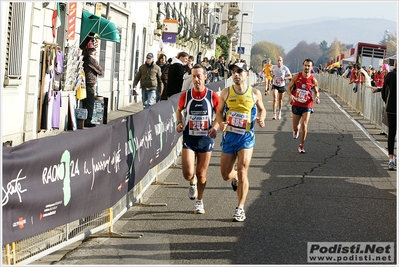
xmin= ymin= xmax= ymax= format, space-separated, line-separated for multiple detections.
xmin=216 ymin=88 xmax=228 ymax=131
xmin=175 ymin=107 xmax=184 ymax=133
xmin=313 ymin=78 xmax=320 ymax=104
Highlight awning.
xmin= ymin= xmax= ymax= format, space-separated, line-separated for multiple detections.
xmin=80 ymin=10 xmax=121 ymax=45
xmin=342 ymin=56 xmax=355 ymax=62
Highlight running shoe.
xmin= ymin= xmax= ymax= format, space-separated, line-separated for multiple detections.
xmin=298 ymin=144 xmax=305 ymax=154
xmin=272 ymin=113 xmax=276 ymax=120
xmin=188 ymin=177 xmax=198 ymax=200
xmin=277 ymin=110 xmax=282 ymax=120
xmin=232 ymin=207 xmax=246 ymax=222
xmin=293 ymin=130 xmax=299 ymax=139
xmin=231 ymin=178 xmax=238 ymax=191
xmin=388 ymin=161 xmax=395 ymax=171
xmin=194 ymin=200 xmax=205 ymax=214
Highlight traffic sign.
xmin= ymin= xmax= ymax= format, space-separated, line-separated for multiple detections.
xmin=237 ymin=46 xmax=245 ymax=54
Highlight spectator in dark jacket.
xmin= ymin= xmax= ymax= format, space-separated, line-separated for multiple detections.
xmin=156 ymin=53 xmax=168 ymax=102
xmin=380 ymin=61 xmax=396 ymax=170
xmin=133 ymin=52 xmax=163 ymax=109
xmin=215 ymin=56 xmax=228 ymax=81
xmin=166 ymin=51 xmax=188 ymax=98
xmin=83 ymin=48 xmax=103 ymax=128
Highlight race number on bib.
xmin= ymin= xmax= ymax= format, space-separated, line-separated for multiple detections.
xmin=189 ymin=115 xmax=209 ymax=136
xmin=294 ymin=89 xmax=309 ymax=103
xmin=227 ymin=112 xmax=248 ymax=135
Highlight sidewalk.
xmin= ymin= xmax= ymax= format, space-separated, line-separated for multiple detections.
xmin=32 ymin=84 xmax=396 ymax=265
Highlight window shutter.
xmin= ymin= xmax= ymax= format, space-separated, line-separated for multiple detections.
xmin=5 ymin=2 xmax=26 ymax=79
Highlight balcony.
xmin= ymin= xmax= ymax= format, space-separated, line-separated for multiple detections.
xmin=228 ymin=2 xmax=240 ymax=16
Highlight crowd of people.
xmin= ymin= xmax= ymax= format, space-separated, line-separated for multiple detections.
xmin=132 ymin=51 xmax=251 ymax=110
xmin=318 ymin=60 xmax=396 ymax=171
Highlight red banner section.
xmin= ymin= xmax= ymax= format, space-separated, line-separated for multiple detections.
xmin=67 ymin=2 xmax=77 ymax=40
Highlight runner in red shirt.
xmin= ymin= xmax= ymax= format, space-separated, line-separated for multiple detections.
xmin=286 ymin=59 xmax=320 ymax=153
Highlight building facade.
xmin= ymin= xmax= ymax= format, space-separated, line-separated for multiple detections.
xmin=1 ymin=2 xmax=253 ymax=147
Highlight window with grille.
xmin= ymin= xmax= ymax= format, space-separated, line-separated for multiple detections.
xmin=129 ymin=23 xmax=136 ymax=80
xmin=4 ymin=2 xmax=26 ymax=81
xmin=99 ymin=39 xmax=106 ymax=74
xmin=114 ymin=28 xmax=121 ymax=79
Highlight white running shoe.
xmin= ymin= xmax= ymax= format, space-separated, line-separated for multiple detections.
xmin=293 ymin=130 xmax=299 ymax=139
xmin=298 ymin=144 xmax=305 ymax=154
xmin=232 ymin=207 xmax=246 ymax=222
xmin=277 ymin=110 xmax=282 ymax=120
xmin=272 ymin=113 xmax=276 ymax=120
xmin=194 ymin=200 xmax=205 ymax=214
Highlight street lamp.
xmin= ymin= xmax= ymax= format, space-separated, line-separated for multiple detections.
xmin=239 ymin=12 xmax=248 ymax=59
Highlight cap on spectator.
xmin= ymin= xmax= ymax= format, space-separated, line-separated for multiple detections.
xmin=146 ymin=52 xmax=154 ymax=59
xmin=229 ymin=62 xmax=249 ymax=72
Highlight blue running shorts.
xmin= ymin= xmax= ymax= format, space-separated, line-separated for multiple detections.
xmin=292 ymin=106 xmax=313 ymax=116
xmin=221 ymin=131 xmax=255 ymax=155
xmin=183 ymin=136 xmax=215 ymax=153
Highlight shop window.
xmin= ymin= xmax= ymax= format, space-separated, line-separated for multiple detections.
xmin=4 ymin=2 xmax=26 ymax=85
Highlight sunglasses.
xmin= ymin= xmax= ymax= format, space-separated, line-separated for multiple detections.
xmin=232 ymin=68 xmax=244 ymax=74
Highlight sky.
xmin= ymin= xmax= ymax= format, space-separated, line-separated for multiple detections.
xmin=253 ymin=1 xmax=398 ymax=24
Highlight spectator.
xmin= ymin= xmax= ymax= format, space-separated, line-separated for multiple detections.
xmin=181 ymin=55 xmax=195 ymax=91
xmin=373 ymin=67 xmax=385 ymax=89
xmin=337 ymin=64 xmax=344 ymax=76
xmin=196 ymin=52 xmax=202 ymax=64
xmin=317 ymin=64 xmax=324 ymax=73
xmin=133 ymin=52 xmax=163 ymax=109
xmin=160 ymin=58 xmax=172 ymax=100
xmin=156 ymin=53 xmax=168 ymax=102
xmin=83 ymin=47 xmax=103 ymax=128
xmin=215 ymin=56 xmax=228 ymax=81
xmin=342 ymin=65 xmax=353 ymax=79
xmin=373 ymin=61 xmax=397 ymax=170
xmin=209 ymin=56 xmax=215 ymax=68
xmin=167 ymin=51 xmax=189 ymax=98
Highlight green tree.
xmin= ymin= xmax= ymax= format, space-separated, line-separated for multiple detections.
xmin=216 ymin=35 xmax=230 ymax=61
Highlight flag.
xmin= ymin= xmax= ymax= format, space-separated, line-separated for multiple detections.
xmin=52 ymin=2 xmax=62 ymax=38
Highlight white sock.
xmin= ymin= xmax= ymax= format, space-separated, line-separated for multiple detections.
xmin=196 ymin=199 xmax=203 ymax=204
xmin=238 ymin=205 xmax=244 ymax=210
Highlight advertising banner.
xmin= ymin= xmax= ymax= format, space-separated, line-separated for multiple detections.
xmin=2 ymin=97 xmax=181 ymax=244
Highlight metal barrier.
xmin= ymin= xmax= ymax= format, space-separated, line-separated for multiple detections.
xmin=1 ymin=70 xmax=275 ymax=265
xmin=314 ymin=73 xmax=388 ymax=134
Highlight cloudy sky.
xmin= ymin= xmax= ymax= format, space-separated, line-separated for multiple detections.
xmin=253 ymin=1 xmax=398 ymax=23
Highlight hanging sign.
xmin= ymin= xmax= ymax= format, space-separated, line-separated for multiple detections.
xmin=162 ymin=32 xmax=177 ymax=43
xmin=163 ymin=19 xmax=178 ymax=33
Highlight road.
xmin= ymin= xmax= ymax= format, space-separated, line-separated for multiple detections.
xmin=33 ymin=84 xmax=396 ymax=265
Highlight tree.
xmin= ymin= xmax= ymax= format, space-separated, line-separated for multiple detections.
xmin=386 ymin=32 xmax=397 ymax=58
xmin=215 ymin=35 xmax=230 ymax=62
xmin=284 ymin=41 xmax=322 ymax=72
xmin=250 ymin=41 xmax=285 ymax=72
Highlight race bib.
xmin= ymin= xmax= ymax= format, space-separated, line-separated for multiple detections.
xmin=189 ymin=115 xmax=209 ymax=136
xmin=227 ymin=112 xmax=248 ymax=135
xmin=294 ymin=89 xmax=309 ymax=103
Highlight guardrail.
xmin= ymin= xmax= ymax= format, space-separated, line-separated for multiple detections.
xmin=314 ymin=73 xmax=388 ymax=134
